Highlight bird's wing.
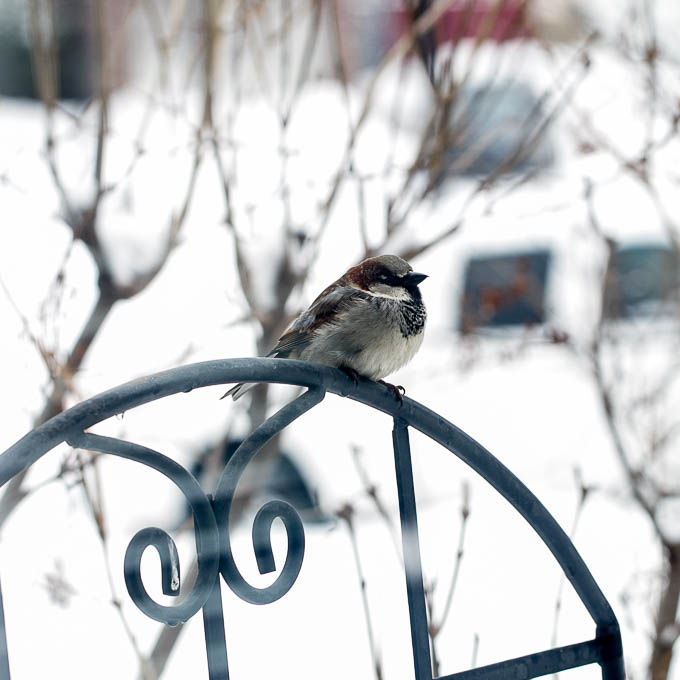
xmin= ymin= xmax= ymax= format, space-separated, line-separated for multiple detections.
xmin=297 ymin=285 xmax=368 ymax=329
xmin=269 ymin=285 xmax=369 ymax=358
xmin=267 ymin=329 xmax=312 ymax=358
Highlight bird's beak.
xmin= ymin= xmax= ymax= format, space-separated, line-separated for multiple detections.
xmin=404 ymin=272 xmax=428 ymax=286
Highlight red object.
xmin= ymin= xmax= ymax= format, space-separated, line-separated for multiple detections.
xmin=391 ymin=0 xmax=530 ymax=46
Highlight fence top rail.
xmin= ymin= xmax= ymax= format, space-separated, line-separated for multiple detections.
xmin=0 ymin=357 xmax=444 ymax=485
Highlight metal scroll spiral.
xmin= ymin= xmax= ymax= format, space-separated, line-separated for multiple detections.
xmin=67 ymin=430 xmax=220 ymax=627
xmin=212 ymin=386 xmax=325 ymax=604
xmin=67 ymin=386 xmax=325 ymax=625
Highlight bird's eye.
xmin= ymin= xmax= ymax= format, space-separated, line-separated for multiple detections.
xmin=378 ymin=273 xmax=388 ymax=281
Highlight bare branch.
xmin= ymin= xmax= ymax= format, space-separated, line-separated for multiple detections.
xmin=337 ymin=504 xmax=384 ymax=680
xmin=75 ymin=451 xmax=155 ymax=676
xmin=551 ymin=468 xmax=591 ymax=653
xmin=349 ymin=445 xmax=403 ymax=561
xmin=429 ymin=481 xmax=471 ymax=638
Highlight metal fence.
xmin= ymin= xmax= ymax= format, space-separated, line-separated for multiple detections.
xmin=0 ymin=358 xmax=624 ymax=679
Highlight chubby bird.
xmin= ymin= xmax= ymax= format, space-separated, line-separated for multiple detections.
xmin=223 ymin=254 xmax=427 ymax=400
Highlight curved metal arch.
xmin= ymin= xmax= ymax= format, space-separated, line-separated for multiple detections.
xmin=0 ymin=358 xmax=624 ymax=680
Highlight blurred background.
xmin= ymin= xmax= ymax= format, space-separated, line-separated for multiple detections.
xmin=0 ymin=0 xmax=679 ymax=678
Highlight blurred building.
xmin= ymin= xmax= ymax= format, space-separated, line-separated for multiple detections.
xmin=0 ymin=0 xmax=129 ymax=100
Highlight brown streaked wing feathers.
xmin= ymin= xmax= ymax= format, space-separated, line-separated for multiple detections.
xmin=267 ymin=329 xmax=312 ymax=358
xmin=268 ymin=283 xmax=367 ymax=357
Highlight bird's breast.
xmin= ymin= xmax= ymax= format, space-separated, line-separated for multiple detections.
xmin=299 ymin=295 xmax=425 ymax=380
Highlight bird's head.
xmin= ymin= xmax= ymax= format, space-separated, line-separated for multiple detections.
xmin=347 ymin=255 xmax=428 ymax=300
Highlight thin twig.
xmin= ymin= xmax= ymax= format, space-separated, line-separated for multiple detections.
xmin=0 ymin=275 xmax=60 ymax=385
xmin=337 ymin=504 xmax=384 ymax=680
xmin=75 ymin=451 xmax=155 ymax=677
xmin=350 ymin=445 xmax=402 ymax=563
xmin=550 ymin=468 xmax=591 ymax=660
xmin=430 ymin=481 xmax=471 ymax=637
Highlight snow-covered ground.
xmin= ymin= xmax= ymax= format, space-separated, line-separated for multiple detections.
xmin=0 ymin=13 xmax=678 ymax=680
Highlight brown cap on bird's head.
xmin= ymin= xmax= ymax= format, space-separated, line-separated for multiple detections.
xmin=346 ymin=255 xmax=428 ymax=291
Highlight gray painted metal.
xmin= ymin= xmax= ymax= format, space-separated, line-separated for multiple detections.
xmin=0 ymin=358 xmax=624 ymax=679
xmin=393 ymin=418 xmax=433 ymax=678
xmin=0 ymin=576 xmax=8 ymax=679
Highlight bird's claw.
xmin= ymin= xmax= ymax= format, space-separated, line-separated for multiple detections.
xmin=340 ymin=366 xmax=360 ymax=386
xmin=378 ymin=380 xmax=406 ymax=404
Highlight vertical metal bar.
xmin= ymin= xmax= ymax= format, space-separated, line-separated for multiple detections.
xmin=0 ymin=577 xmax=10 ymax=680
xmin=202 ymin=572 xmax=229 ymax=680
xmin=203 ymin=494 xmax=228 ymax=680
xmin=598 ymin=627 xmax=625 ymax=680
xmin=392 ymin=417 xmax=433 ymax=680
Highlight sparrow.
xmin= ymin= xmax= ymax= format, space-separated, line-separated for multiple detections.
xmin=223 ymin=254 xmax=427 ymax=401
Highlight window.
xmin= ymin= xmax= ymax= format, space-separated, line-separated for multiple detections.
xmin=602 ymin=244 xmax=679 ymax=319
xmin=0 ymin=0 xmax=95 ymax=100
xmin=459 ymin=250 xmax=551 ymax=332
xmin=444 ymin=82 xmax=555 ymax=178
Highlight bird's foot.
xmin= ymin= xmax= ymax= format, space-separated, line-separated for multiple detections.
xmin=378 ymin=380 xmax=405 ymax=403
xmin=340 ymin=365 xmax=360 ymax=386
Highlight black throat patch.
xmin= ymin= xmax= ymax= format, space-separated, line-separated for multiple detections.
xmin=398 ymin=297 xmax=426 ymax=337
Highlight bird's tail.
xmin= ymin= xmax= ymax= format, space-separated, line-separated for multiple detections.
xmin=220 ymin=382 xmax=257 ymax=401
xmin=221 ymin=348 xmax=285 ymax=401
